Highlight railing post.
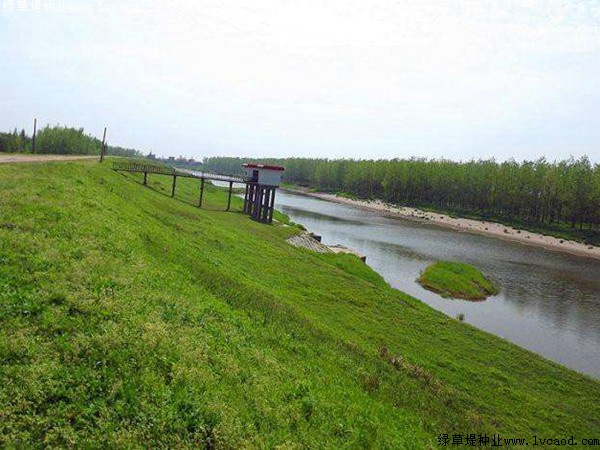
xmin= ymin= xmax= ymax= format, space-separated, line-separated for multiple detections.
xmin=171 ymin=175 xmax=177 ymax=198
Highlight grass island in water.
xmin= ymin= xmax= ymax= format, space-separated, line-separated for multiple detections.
xmin=418 ymin=261 xmax=499 ymax=300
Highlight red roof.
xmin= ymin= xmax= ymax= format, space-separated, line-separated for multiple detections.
xmin=243 ymin=163 xmax=285 ymax=171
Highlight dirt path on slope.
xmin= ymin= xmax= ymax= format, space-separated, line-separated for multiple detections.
xmin=0 ymin=154 xmax=97 ymax=164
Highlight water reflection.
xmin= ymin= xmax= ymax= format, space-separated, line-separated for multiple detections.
xmin=276 ymin=190 xmax=600 ymax=379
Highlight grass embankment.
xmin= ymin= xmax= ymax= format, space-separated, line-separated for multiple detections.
xmin=1 ymin=160 xmax=599 ymax=447
xmin=418 ymin=261 xmax=499 ymax=301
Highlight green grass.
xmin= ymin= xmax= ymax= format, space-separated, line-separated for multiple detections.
xmin=0 ymin=159 xmax=599 ymax=447
xmin=418 ymin=261 xmax=499 ymax=301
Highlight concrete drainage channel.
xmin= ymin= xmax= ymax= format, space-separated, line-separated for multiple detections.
xmin=286 ymin=232 xmax=367 ymax=262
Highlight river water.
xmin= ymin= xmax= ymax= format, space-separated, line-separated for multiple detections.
xmin=275 ymin=190 xmax=600 ymax=379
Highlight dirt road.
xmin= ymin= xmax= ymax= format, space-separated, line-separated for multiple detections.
xmin=0 ymin=154 xmax=97 ymax=164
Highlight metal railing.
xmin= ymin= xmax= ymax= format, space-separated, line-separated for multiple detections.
xmin=112 ymin=161 xmax=247 ymax=183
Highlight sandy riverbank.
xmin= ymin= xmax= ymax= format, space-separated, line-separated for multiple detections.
xmin=289 ymin=189 xmax=600 ymax=261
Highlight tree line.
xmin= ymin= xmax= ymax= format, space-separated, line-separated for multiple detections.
xmin=203 ymin=156 xmax=600 ymax=238
xmin=0 ymin=125 xmax=144 ymax=158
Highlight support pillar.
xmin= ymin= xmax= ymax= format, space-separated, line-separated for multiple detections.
xmin=198 ymin=178 xmax=205 ymax=207
xmin=143 ymin=171 xmax=148 ymax=186
xmin=245 ymin=185 xmax=277 ymax=224
xmin=247 ymin=183 xmax=256 ymax=215
xmin=243 ymin=184 xmax=249 ymax=212
xmin=227 ymin=181 xmax=233 ymax=211
xmin=171 ymin=175 xmax=177 ymax=198
xmin=261 ymin=188 xmax=271 ymax=222
xmin=268 ymin=187 xmax=276 ymax=223
xmin=251 ymin=186 xmax=258 ymax=219
xmin=252 ymin=186 xmax=263 ymax=221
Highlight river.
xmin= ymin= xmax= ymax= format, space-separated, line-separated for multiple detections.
xmin=275 ymin=190 xmax=600 ymax=379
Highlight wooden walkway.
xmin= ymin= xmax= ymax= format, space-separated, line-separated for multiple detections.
xmin=112 ymin=161 xmax=245 ymax=183
xmin=112 ymin=161 xmax=246 ymax=210
xmin=112 ymin=161 xmax=281 ymax=223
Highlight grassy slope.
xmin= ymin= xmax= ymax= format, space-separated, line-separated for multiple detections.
xmin=0 ymin=161 xmax=599 ymax=447
xmin=418 ymin=261 xmax=499 ymax=301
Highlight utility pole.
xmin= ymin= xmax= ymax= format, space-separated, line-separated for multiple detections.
xmin=100 ymin=127 xmax=107 ymax=162
xmin=31 ymin=118 xmax=37 ymax=154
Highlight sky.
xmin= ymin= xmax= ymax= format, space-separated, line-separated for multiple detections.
xmin=1 ymin=0 xmax=600 ymax=162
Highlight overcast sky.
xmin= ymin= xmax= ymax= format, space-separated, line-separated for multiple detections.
xmin=1 ymin=0 xmax=599 ymax=162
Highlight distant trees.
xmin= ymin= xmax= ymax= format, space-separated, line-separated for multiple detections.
xmin=35 ymin=126 xmax=100 ymax=155
xmin=106 ymin=145 xmax=144 ymax=158
xmin=204 ymin=156 xmax=600 ymax=235
xmin=0 ymin=128 xmax=31 ymax=153
xmin=0 ymin=122 xmax=200 ymax=165
xmin=0 ymin=124 xmax=144 ymax=158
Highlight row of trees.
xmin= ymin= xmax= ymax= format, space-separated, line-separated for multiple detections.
xmin=147 ymin=153 xmax=203 ymax=168
xmin=0 ymin=125 xmax=144 ymax=158
xmin=0 ymin=129 xmax=32 ymax=153
xmin=203 ymin=156 xmax=600 ymax=234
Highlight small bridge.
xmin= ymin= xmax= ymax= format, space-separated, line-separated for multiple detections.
xmin=112 ymin=161 xmax=246 ymax=211
xmin=112 ymin=162 xmax=284 ymax=224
